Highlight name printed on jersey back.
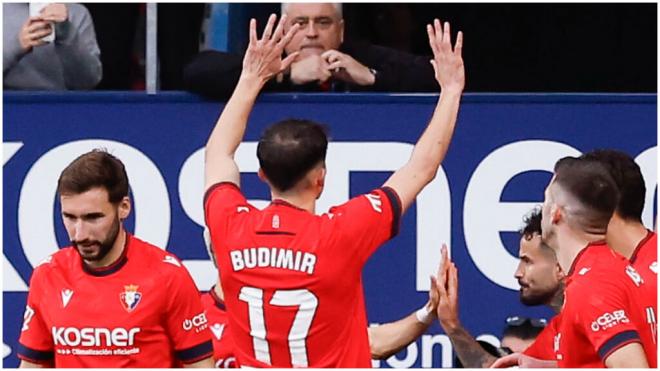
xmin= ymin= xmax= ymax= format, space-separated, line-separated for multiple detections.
xmin=230 ymin=247 xmax=317 ymax=275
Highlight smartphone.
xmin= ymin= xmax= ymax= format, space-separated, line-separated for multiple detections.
xmin=28 ymin=3 xmax=55 ymax=43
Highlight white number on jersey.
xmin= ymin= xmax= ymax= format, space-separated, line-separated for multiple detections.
xmin=239 ymin=287 xmax=319 ymax=367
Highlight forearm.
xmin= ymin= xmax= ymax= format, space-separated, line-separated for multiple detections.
xmin=384 ymin=90 xmax=462 ymax=211
xmin=368 ymin=309 xmax=432 ymax=360
xmin=409 ymin=90 xmax=462 ymax=174
xmin=442 ymin=321 xmax=497 ymax=368
xmin=204 ymin=75 xmax=263 ymax=188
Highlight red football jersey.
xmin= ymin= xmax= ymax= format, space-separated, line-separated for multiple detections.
xmin=17 ymin=234 xmax=213 ymax=367
xmin=201 ymin=287 xmax=237 ymax=368
xmin=204 ymin=182 xmax=401 ymax=367
xmin=523 ymin=314 xmax=560 ymax=361
xmin=553 ymin=242 xmax=654 ymax=367
xmin=629 ymin=230 xmax=658 ymax=365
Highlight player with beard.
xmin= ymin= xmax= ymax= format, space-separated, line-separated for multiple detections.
xmin=494 ymin=150 xmax=658 ymax=368
xmin=434 ymin=208 xmax=564 ymax=367
xmin=17 ymin=149 xmax=213 ymax=368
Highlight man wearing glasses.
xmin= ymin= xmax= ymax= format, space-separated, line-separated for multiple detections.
xmin=183 ymin=3 xmax=438 ymax=99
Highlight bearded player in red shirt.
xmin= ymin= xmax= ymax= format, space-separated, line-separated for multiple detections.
xmin=202 ymin=14 xmax=464 ymax=367
xmin=17 ymin=150 xmax=213 ymax=368
xmin=494 ymin=150 xmax=657 ymax=368
xmin=540 ymin=156 xmax=653 ymax=367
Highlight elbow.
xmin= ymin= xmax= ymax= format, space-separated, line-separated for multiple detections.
xmin=370 ymin=344 xmax=393 ymax=361
xmin=368 ymin=330 xmax=398 ymax=360
xmin=368 ymin=329 xmax=391 ymax=360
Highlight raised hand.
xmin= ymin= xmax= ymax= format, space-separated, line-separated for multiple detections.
xmin=435 ymin=244 xmax=460 ymax=329
xmin=241 ymin=14 xmax=300 ymax=85
xmin=427 ymin=20 xmax=465 ymax=93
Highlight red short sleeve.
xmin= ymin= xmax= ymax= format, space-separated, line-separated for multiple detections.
xmin=574 ymin=280 xmax=641 ymax=361
xmin=327 ymin=187 xmax=402 ymax=263
xmin=17 ymin=267 xmax=54 ymax=364
xmin=164 ymin=258 xmax=213 ymax=364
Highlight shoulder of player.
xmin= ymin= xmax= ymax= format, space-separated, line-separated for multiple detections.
xmin=128 ymin=235 xmax=189 ymax=274
xmin=327 ymin=188 xmax=395 ymax=216
xmin=31 ymin=246 xmax=77 ymax=275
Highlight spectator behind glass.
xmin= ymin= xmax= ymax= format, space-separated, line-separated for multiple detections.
xmin=183 ymin=2 xmax=437 ymax=100
xmin=3 ymin=3 xmax=101 ymax=90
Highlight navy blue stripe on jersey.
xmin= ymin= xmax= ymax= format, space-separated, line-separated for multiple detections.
xmin=16 ymin=343 xmax=54 ymax=362
xmin=256 ymin=231 xmax=296 ymax=236
xmin=630 ymin=230 xmax=653 ymax=264
xmin=598 ymin=330 xmax=641 ymax=360
xmin=210 ymin=286 xmax=227 ymax=311
xmin=381 ymin=187 xmax=402 ymax=238
xmin=203 ymin=181 xmax=240 ymax=210
xmin=176 ymin=340 xmax=214 ymax=363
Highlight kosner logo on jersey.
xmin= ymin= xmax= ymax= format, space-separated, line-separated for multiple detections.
xmin=3 ymin=140 xmax=657 ymax=292
xmin=52 ymin=327 xmax=140 ymax=347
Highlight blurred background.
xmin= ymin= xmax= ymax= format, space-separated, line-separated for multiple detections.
xmin=78 ymin=3 xmax=656 ymax=92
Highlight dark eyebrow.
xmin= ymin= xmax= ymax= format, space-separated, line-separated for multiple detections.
xmin=83 ymin=212 xmax=105 ymax=219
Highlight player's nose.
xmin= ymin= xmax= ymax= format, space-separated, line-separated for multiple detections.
xmin=72 ymin=221 xmax=89 ymax=241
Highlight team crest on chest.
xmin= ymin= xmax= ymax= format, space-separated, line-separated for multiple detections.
xmin=119 ymin=284 xmax=142 ymax=312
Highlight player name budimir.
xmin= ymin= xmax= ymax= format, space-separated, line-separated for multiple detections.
xmin=230 ymin=247 xmax=317 ymax=275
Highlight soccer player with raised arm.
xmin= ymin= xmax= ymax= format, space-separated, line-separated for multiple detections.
xmin=17 ymin=150 xmax=213 ymax=368
xmin=203 ymin=14 xmax=464 ymax=367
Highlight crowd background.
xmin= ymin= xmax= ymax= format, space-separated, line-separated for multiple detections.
xmin=8 ymin=3 xmax=654 ymax=92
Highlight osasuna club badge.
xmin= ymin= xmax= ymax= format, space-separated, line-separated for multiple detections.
xmin=120 ymin=284 xmax=142 ymax=312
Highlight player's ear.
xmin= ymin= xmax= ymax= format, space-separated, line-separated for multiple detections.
xmin=257 ymin=168 xmax=270 ymax=185
xmin=118 ymin=196 xmax=131 ymax=220
xmin=551 ymin=204 xmax=562 ymax=225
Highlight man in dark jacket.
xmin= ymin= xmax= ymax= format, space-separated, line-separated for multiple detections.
xmin=184 ymin=3 xmax=437 ymax=100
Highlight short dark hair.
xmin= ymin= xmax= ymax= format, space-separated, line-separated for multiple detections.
xmin=502 ymin=317 xmax=546 ymax=340
xmin=257 ymin=119 xmax=328 ymax=192
xmin=580 ymin=149 xmax=645 ymax=222
xmin=519 ymin=207 xmax=542 ymax=240
xmin=553 ymin=156 xmax=619 ymax=233
xmin=57 ymin=149 xmax=129 ymax=203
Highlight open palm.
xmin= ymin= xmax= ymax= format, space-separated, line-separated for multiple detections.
xmin=242 ymin=14 xmax=300 ymax=84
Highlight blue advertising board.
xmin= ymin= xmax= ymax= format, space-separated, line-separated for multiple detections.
xmin=3 ymin=92 xmax=657 ymax=367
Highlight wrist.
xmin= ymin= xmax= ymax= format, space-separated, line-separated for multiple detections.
xmin=415 ymin=304 xmax=437 ymax=325
xmin=237 ymin=73 xmax=267 ymax=90
xmin=439 ymin=318 xmax=462 ymax=333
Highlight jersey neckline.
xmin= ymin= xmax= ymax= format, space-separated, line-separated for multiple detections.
xmin=80 ymin=232 xmax=131 ymax=277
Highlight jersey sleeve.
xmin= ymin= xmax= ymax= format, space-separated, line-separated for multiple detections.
xmin=575 ymin=279 xmax=642 ymax=362
xmin=204 ymin=182 xmax=252 ymax=246
xmin=17 ymin=267 xmax=55 ymax=365
xmin=164 ymin=257 xmax=213 ymax=364
xmin=327 ymin=187 xmax=402 ymax=263
xmin=523 ymin=316 xmax=558 ymax=360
